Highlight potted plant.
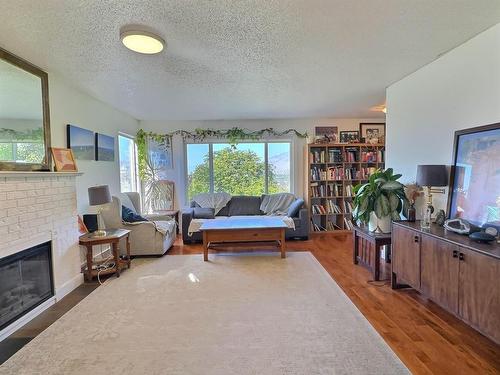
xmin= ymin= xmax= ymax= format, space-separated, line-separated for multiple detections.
xmin=352 ymin=168 xmax=408 ymax=233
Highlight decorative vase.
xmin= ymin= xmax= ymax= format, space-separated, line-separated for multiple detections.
xmin=407 ymin=204 xmax=416 ymax=222
xmin=368 ymin=212 xmax=392 ymax=233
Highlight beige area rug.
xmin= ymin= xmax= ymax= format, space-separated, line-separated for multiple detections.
xmin=0 ymin=252 xmax=409 ymax=374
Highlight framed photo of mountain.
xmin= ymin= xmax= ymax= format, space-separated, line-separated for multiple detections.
xmin=95 ymin=133 xmax=115 ymax=161
xmin=67 ymin=124 xmax=94 ymax=160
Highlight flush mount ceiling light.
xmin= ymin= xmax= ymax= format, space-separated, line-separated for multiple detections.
xmin=371 ymin=104 xmax=387 ymax=114
xmin=120 ymin=29 xmax=165 ymax=54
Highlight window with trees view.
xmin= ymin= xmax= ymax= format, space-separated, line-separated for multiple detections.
xmin=118 ymin=134 xmax=139 ymax=193
xmin=186 ymin=142 xmax=291 ymax=200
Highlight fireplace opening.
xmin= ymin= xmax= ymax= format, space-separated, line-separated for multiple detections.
xmin=0 ymin=241 xmax=54 ymax=331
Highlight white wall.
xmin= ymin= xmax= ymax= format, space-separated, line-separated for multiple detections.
xmin=386 ymin=23 xmax=500 ymax=212
xmin=49 ymin=75 xmax=139 ymax=213
xmin=140 ymin=117 xmax=384 ymax=207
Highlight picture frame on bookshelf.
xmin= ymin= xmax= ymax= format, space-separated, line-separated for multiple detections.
xmin=339 ymin=131 xmax=360 ymax=143
xmin=359 ymin=123 xmax=385 ymax=143
xmin=315 ymin=126 xmax=338 ymax=143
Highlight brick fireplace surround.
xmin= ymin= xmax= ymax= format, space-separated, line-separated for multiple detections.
xmin=0 ymin=171 xmax=83 ymax=340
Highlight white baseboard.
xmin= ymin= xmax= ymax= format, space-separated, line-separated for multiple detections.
xmin=55 ymin=273 xmax=84 ymax=301
xmin=0 ymin=297 xmax=56 ymax=342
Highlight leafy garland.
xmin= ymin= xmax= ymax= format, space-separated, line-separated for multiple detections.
xmin=136 ymin=127 xmax=308 ymax=179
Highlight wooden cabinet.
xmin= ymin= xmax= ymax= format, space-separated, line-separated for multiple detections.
xmin=392 ymin=224 xmax=420 ymax=289
xmin=392 ymin=221 xmax=500 ymax=344
xmin=420 ymin=235 xmax=459 ymax=313
xmin=458 ymin=248 xmax=500 ymax=343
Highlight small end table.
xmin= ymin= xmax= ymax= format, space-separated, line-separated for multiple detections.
xmin=353 ymin=225 xmax=392 ymax=281
xmin=79 ymin=229 xmax=131 ymax=281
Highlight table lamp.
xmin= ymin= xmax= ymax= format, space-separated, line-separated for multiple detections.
xmin=416 ymin=165 xmax=448 ymax=229
xmin=88 ymin=185 xmax=112 ymax=236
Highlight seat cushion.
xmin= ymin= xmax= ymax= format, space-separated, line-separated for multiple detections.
xmin=194 ymin=207 xmax=215 ymax=219
xmin=122 ymin=205 xmax=147 ymax=223
xmin=287 ymin=199 xmax=304 ymax=217
xmin=228 ymin=196 xmax=262 ymax=216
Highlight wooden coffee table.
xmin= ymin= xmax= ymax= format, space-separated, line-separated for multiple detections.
xmin=200 ymin=217 xmax=288 ymax=261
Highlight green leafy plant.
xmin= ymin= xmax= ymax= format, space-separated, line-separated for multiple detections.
xmin=352 ymin=168 xmax=408 ymax=224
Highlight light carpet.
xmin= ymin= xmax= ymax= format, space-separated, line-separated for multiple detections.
xmin=0 ymin=252 xmax=409 ymax=374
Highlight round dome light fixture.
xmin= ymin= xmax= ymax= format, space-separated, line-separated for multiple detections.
xmin=120 ymin=29 xmax=165 ymax=54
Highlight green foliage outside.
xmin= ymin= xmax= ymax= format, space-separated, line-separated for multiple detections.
xmin=188 ymin=147 xmax=280 ymax=199
xmin=0 ymin=142 xmax=45 ymax=163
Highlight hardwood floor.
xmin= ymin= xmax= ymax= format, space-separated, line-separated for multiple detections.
xmin=1 ymin=234 xmax=499 ymax=374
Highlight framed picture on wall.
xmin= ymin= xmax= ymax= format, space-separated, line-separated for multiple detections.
xmin=66 ymin=124 xmax=94 ymax=160
xmin=51 ymin=147 xmax=78 ymax=172
xmin=339 ymin=131 xmax=360 ymax=143
xmin=315 ymin=126 xmax=338 ymax=143
xmin=359 ymin=123 xmax=385 ymax=143
xmin=95 ymin=133 xmax=115 ymax=161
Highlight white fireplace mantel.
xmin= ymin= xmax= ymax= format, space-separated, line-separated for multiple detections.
xmin=0 ymin=171 xmax=83 ymax=178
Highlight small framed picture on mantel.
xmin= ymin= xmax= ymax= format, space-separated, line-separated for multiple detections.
xmin=359 ymin=123 xmax=385 ymax=144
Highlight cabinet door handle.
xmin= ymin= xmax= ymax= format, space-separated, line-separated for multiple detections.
xmin=459 ymin=253 xmax=465 ymax=261
xmin=452 ymin=250 xmax=458 ymax=258
xmin=414 ymin=235 xmax=419 ymax=243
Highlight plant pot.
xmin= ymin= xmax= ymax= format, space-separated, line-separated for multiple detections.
xmin=368 ymin=212 xmax=392 ymax=233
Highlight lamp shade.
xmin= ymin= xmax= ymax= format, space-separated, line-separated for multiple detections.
xmin=88 ymin=185 xmax=112 ymax=206
xmin=416 ymin=165 xmax=448 ymax=187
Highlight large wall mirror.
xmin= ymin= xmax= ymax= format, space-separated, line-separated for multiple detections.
xmin=0 ymin=48 xmax=51 ymax=171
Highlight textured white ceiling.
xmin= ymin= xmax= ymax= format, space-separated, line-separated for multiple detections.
xmin=0 ymin=1 xmax=499 ymax=121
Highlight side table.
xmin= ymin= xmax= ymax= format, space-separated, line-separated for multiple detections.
xmin=79 ymin=229 xmax=131 ymax=281
xmin=353 ymin=225 xmax=392 ymax=281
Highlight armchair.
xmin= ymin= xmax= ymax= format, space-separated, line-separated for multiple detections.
xmin=100 ymin=192 xmax=176 ymax=256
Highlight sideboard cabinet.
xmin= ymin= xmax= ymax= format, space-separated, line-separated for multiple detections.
xmin=392 ymin=221 xmax=500 ymax=344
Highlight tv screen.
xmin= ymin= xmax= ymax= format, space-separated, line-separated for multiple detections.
xmin=449 ymin=125 xmax=500 ymax=227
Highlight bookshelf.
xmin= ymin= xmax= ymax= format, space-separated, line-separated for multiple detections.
xmin=307 ymin=143 xmax=385 ymax=234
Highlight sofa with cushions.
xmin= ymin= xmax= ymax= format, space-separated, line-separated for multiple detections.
xmin=182 ymin=195 xmax=309 ymax=243
xmin=101 ymin=192 xmax=177 ymax=256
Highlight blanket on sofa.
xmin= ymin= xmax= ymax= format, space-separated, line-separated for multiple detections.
xmin=260 ymin=193 xmax=296 ymax=215
xmin=124 ymin=220 xmax=176 ymax=236
xmin=193 ymin=192 xmax=232 ymax=215
xmin=187 ymin=215 xmax=295 ymax=236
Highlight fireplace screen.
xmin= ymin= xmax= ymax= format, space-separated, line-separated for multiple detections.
xmin=0 ymin=241 xmax=53 ymax=331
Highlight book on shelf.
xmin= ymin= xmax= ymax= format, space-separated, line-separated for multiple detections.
xmin=311 ymin=220 xmax=327 ymax=232
xmin=344 ymin=217 xmax=354 ymax=230
xmin=311 ymin=204 xmax=327 ymax=215
xmin=310 ymin=182 xmax=326 ymax=197
xmin=310 ymin=166 xmax=327 ymax=181
xmin=345 ymin=184 xmax=353 ymax=197
xmin=343 ymin=200 xmax=353 ymax=214
xmin=328 ymin=148 xmax=343 ymax=163
xmin=310 ymin=149 xmax=326 ymax=163
xmin=326 ymin=221 xmax=342 ymax=231
xmin=326 ymin=200 xmax=342 ymax=214
xmin=344 ymin=148 xmax=359 ymax=163
xmin=327 ymin=166 xmax=344 ymax=180
xmin=326 ymin=183 xmax=342 ymax=197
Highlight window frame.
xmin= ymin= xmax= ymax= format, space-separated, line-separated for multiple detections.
xmin=184 ymin=139 xmax=294 ymax=203
xmin=118 ymin=132 xmax=140 ymax=193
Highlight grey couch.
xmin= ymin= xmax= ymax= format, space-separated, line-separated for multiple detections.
xmin=182 ymin=195 xmax=309 ymax=243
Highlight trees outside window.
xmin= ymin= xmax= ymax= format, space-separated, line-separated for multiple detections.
xmin=187 ymin=142 xmax=291 ymax=201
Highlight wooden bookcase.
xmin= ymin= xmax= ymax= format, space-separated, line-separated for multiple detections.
xmin=306 ymin=143 xmax=385 ymax=234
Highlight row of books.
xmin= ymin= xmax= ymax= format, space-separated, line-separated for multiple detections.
xmin=360 ymin=150 xmax=384 ymax=163
xmin=310 ymin=218 xmax=354 ymax=231
xmin=311 ymin=148 xmax=384 ymax=164
xmin=311 ymin=182 xmax=356 ymax=197
xmin=310 ymin=167 xmax=327 ymax=181
xmin=311 ymin=200 xmax=353 ymax=215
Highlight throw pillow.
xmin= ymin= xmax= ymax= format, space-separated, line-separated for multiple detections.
xmin=194 ymin=207 xmax=215 ymax=219
xmin=287 ymin=199 xmax=304 ymax=217
xmin=121 ymin=205 xmax=148 ymax=223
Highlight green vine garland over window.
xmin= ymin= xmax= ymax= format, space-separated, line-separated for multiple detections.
xmin=136 ymin=127 xmax=307 ymax=179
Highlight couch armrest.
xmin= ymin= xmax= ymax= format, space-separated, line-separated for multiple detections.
xmin=182 ymin=208 xmax=194 ymax=240
xmin=298 ymin=207 xmax=309 ymax=220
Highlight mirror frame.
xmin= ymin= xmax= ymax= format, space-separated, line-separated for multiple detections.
xmin=0 ymin=47 xmax=51 ymax=171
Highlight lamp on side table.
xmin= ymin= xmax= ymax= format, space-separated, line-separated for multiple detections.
xmin=88 ymin=185 xmax=112 ymax=237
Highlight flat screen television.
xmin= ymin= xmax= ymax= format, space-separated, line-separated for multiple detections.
xmin=448 ymin=123 xmax=500 ymax=227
